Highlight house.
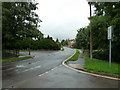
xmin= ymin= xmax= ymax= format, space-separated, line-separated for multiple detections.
xmin=68 ymin=39 xmax=75 ymax=48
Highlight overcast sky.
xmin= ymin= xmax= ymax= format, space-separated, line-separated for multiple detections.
xmin=36 ymin=0 xmax=94 ymax=41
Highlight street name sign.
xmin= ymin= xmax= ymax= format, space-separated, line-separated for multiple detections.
xmin=108 ymin=26 xmax=112 ymax=40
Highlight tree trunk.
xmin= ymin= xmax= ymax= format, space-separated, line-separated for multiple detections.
xmin=28 ymin=48 xmax=30 ymax=55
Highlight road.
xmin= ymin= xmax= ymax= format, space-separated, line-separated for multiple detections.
xmin=2 ymin=47 xmax=75 ymax=88
xmin=2 ymin=47 xmax=119 ymax=88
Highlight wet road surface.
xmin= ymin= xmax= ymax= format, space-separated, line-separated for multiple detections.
xmin=2 ymin=47 xmax=119 ymax=88
xmin=2 ymin=47 xmax=75 ymax=88
xmin=13 ymin=65 xmax=119 ymax=88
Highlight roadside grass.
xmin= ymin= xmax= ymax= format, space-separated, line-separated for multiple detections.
xmin=67 ymin=49 xmax=80 ymax=62
xmin=84 ymin=57 xmax=120 ymax=75
xmin=0 ymin=56 xmax=32 ymax=62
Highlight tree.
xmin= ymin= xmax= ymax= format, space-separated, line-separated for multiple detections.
xmin=75 ymin=27 xmax=89 ymax=49
xmin=75 ymin=2 xmax=120 ymax=62
xmin=87 ymin=2 xmax=120 ymax=62
xmin=56 ymin=38 xmax=59 ymax=43
xmin=2 ymin=2 xmax=61 ymax=57
xmin=61 ymin=39 xmax=68 ymax=46
xmin=2 ymin=2 xmax=43 ymax=50
xmin=90 ymin=16 xmax=109 ymax=50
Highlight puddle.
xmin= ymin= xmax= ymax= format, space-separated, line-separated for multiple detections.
xmin=16 ymin=65 xmax=25 ymax=68
xmin=23 ymin=65 xmax=41 ymax=72
xmin=17 ymin=65 xmax=41 ymax=73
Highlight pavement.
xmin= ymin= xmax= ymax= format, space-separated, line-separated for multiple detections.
xmin=68 ymin=50 xmax=85 ymax=69
xmin=66 ymin=50 xmax=120 ymax=80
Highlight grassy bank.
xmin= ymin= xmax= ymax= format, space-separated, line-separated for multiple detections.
xmin=84 ymin=57 xmax=120 ymax=75
xmin=0 ymin=56 xmax=32 ymax=62
xmin=67 ymin=49 xmax=80 ymax=62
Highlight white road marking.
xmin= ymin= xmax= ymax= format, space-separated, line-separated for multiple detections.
xmin=3 ymin=67 xmax=15 ymax=71
xmin=20 ymin=65 xmax=41 ymax=73
xmin=38 ymin=64 xmax=62 ymax=77
xmin=3 ymin=65 xmax=25 ymax=71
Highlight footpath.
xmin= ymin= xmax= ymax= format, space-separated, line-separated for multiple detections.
xmin=68 ymin=50 xmax=85 ymax=69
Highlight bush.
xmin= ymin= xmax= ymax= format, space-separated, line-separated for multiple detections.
xmin=93 ymin=49 xmax=120 ymax=63
xmin=93 ymin=50 xmax=109 ymax=61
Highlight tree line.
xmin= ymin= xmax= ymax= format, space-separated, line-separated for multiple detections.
xmin=74 ymin=2 xmax=120 ymax=62
xmin=2 ymin=2 xmax=61 ymax=57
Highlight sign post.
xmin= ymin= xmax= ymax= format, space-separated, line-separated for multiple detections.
xmin=108 ymin=26 xmax=112 ymax=67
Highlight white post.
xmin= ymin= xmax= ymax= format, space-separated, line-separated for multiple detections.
xmin=109 ymin=39 xmax=111 ymax=67
xmin=108 ymin=26 xmax=112 ymax=68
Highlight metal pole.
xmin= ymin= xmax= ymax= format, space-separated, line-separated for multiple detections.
xmin=109 ymin=39 xmax=111 ymax=67
xmin=90 ymin=2 xmax=92 ymax=17
xmin=89 ymin=2 xmax=92 ymax=61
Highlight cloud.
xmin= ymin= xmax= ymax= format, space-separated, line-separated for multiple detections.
xmin=36 ymin=0 xmax=91 ymax=41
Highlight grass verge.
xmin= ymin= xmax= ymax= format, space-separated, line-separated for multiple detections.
xmin=67 ymin=49 xmax=80 ymax=62
xmin=0 ymin=56 xmax=32 ymax=62
xmin=84 ymin=57 xmax=120 ymax=75
xmin=61 ymin=47 xmax=64 ymax=51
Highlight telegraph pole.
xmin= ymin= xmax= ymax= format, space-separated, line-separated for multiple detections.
xmin=89 ymin=2 xmax=93 ymax=61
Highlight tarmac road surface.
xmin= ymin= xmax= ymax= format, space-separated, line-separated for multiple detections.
xmin=2 ymin=47 xmax=119 ymax=88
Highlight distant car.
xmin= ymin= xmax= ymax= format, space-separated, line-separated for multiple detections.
xmin=71 ymin=46 xmax=75 ymax=48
